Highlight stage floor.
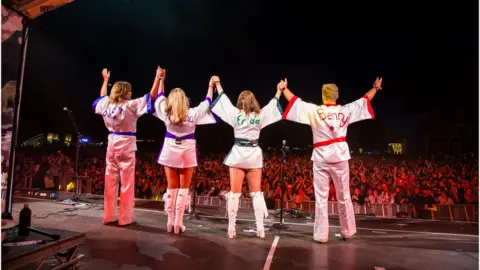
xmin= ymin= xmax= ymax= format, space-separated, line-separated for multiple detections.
xmin=11 ymin=197 xmax=479 ymax=270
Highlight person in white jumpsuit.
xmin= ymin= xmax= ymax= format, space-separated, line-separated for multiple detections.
xmin=210 ymin=76 xmax=283 ymax=239
xmin=93 ymin=67 xmax=164 ymax=226
xmin=152 ymin=76 xmax=216 ymax=234
xmin=280 ymin=77 xmax=383 ymax=242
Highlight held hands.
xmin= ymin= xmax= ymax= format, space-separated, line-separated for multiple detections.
xmin=277 ymin=78 xmax=287 ymax=91
xmin=276 ymin=78 xmax=287 ymax=98
xmin=156 ymin=66 xmax=166 ymax=80
xmin=373 ymin=77 xmax=383 ymax=90
xmin=102 ymin=68 xmax=110 ymax=82
xmin=209 ymin=75 xmax=220 ymax=90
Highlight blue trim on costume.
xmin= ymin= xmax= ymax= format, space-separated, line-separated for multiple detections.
xmin=274 ymin=96 xmax=284 ymax=114
xmin=146 ymin=93 xmax=154 ymax=114
xmin=205 ymin=97 xmax=212 ymax=105
xmin=211 ymin=112 xmax=221 ymax=123
xmin=109 ymin=132 xmax=136 ymax=136
xmin=92 ymin=96 xmax=107 ymax=113
xmin=210 ymin=92 xmax=224 ymax=109
xmin=153 ymin=92 xmax=165 ymax=103
xmin=165 ymin=132 xmax=195 ymax=140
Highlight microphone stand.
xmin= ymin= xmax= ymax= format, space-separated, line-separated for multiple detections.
xmin=272 ymin=141 xmax=289 ymax=230
xmin=65 ymin=110 xmax=82 ymax=201
xmin=2 ymin=23 xmax=29 ymax=220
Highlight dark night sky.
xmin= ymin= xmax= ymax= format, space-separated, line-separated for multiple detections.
xmin=14 ymin=0 xmax=479 ymax=152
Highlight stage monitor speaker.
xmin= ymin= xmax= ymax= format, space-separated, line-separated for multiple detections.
xmin=15 ymin=188 xmax=57 ymax=200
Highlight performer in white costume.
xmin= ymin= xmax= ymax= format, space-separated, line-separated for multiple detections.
xmin=93 ymin=67 xmax=164 ymax=226
xmin=210 ymin=76 xmax=283 ymax=238
xmin=152 ymin=76 xmax=216 ymax=234
xmin=280 ymin=77 xmax=383 ymax=242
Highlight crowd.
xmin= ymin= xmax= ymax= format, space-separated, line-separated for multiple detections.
xmin=9 ymin=150 xmax=479 ymax=212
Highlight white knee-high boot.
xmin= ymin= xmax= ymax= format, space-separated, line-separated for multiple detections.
xmin=226 ymin=192 xmax=241 ymax=238
xmin=174 ymin=188 xmax=189 ymax=234
xmin=164 ymin=188 xmax=178 ymax=233
xmin=250 ymin=191 xmax=268 ymax=238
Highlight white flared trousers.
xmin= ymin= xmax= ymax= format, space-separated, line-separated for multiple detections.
xmin=103 ymin=151 xmax=136 ymax=226
xmin=312 ymin=161 xmax=356 ymax=241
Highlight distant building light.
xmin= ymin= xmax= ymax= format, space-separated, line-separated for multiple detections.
xmin=47 ymin=133 xmax=59 ymax=143
xmin=388 ymin=143 xmax=403 ymax=155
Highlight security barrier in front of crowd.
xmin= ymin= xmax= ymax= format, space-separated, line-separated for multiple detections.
xmin=16 ymin=177 xmax=478 ymax=223
xmin=191 ymin=195 xmax=478 ymax=223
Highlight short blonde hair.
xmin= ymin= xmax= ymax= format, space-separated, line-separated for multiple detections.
xmin=109 ymin=81 xmax=132 ymax=104
xmin=236 ymin=90 xmax=261 ymax=116
xmin=165 ymin=88 xmax=189 ymax=125
xmin=322 ymin=83 xmax=339 ymax=102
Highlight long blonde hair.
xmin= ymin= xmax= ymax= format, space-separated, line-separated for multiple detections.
xmin=236 ymin=90 xmax=260 ymax=116
xmin=165 ymin=88 xmax=189 ymax=125
xmin=109 ymin=81 xmax=132 ymax=104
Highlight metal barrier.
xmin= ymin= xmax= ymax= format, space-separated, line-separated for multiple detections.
xmin=193 ymin=196 xmax=479 ymax=223
xmin=53 ymin=180 xmax=478 ymax=223
xmin=20 ymin=176 xmax=479 ymax=223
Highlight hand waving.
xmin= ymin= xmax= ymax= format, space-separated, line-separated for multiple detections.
xmin=102 ymin=68 xmax=110 ymax=81
xmin=373 ymin=77 xmax=383 ymax=90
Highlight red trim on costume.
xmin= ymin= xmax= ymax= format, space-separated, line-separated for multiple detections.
xmin=323 ymin=103 xmax=338 ymax=107
xmin=282 ymin=96 xmax=298 ymax=120
xmin=313 ymin=137 xmax=346 ymax=148
xmin=362 ymin=95 xmax=375 ymax=119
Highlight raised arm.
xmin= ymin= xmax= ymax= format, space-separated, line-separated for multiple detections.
xmin=279 ymin=79 xmax=295 ymax=101
xmin=275 ymin=83 xmax=282 ymax=100
xmin=364 ymin=77 xmax=383 ymax=101
xmin=93 ymin=69 xmax=111 ymax=114
xmin=344 ymin=77 xmax=383 ymax=124
xmin=278 ymin=78 xmax=317 ymax=125
xmin=100 ymin=68 xmax=110 ymax=97
xmin=150 ymin=66 xmax=165 ymax=100
xmin=209 ymin=76 xmax=239 ymax=127
xmin=150 ymin=67 xmax=167 ymax=120
xmin=213 ymin=75 xmax=223 ymax=94
xmin=194 ymin=76 xmax=218 ymax=125
xmin=125 ymin=66 xmax=165 ymax=117
xmin=259 ymin=83 xmax=283 ymax=129
xmin=207 ymin=76 xmax=215 ymax=101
